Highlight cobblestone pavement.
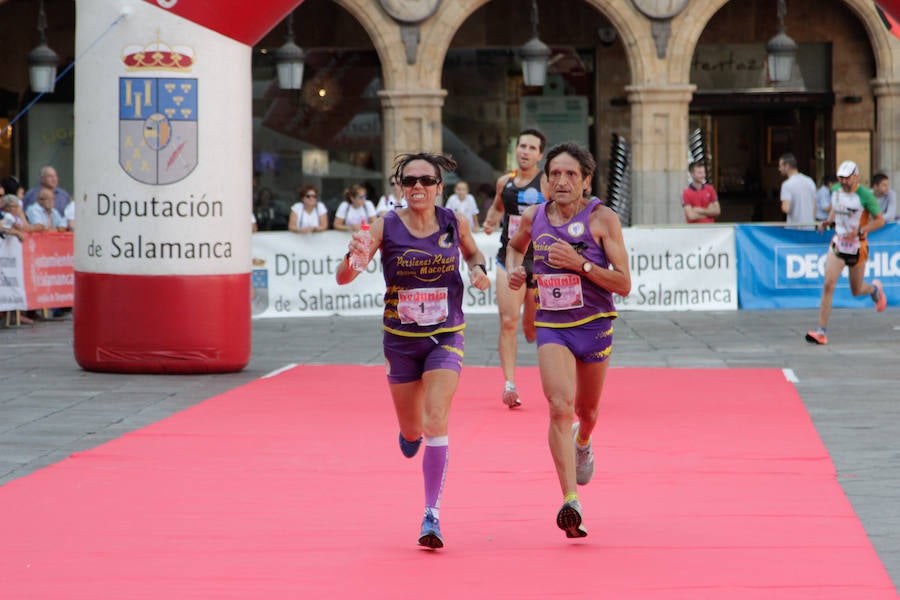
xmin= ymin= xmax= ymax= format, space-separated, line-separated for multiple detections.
xmin=1 ymin=308 xmax=898 ymax=586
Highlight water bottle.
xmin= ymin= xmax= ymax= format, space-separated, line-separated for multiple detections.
xmin=350 ymin=221 xmax=372 ymax=272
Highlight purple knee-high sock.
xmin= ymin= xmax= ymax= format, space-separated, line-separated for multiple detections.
xmin=423 ymin=436 xmax=449 ymax=518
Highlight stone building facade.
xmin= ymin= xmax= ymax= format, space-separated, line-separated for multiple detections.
xmin=1 ymin=0 xmax=899 ymax=224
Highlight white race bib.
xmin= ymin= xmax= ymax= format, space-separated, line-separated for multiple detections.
xmin=536 ymin=274 xmax=584 ymax=311
xmin=398 ymin=287 xmax=449 ymax=326
xmin=834 ymin=235 xmax=860 ymax=255
xmin=508 ymin=215 xmax=522 ymax=238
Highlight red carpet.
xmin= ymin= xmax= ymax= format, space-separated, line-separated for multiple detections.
xmin=0 ymin=366 xmax=896 ymax=599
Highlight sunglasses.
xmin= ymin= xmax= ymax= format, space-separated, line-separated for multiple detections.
xmin=304 ymin=193 xmax=317 ymax=198
xmin=400 ymin=175 xmax=441 ymax=188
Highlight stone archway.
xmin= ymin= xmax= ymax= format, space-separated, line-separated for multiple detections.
xmin=668 ymin=0 xmax=900 ymax=189
xmin=338 ymin=0 xmax=675 ymax=221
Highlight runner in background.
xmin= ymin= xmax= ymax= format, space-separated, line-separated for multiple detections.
xmin=482 ymin=129 xmax=548 ymax=408
xmin=806 ymin=160 xmax=887 ymax=345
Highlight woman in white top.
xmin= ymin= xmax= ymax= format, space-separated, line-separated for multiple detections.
xmin=289 ymin=185 xmax=328 ymax=233
xmin=444 ymin=180 xmax=480 ymax=232
xmin=333 ymin=184 xmax=376 ymax=231
xmin=375 ymin=176 xmax=406 ymax=216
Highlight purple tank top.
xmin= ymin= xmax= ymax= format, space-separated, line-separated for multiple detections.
xmin=530 ymin=197 xmax=617 ymax=327
xmin=381 ymin=206 xmax=466 ymax=336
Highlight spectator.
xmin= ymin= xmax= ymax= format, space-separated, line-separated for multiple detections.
xmin=22 ymin=166 xmax=71 ymax=215
xmin=778 ymin=153 xmax=817 ymax=230
xmin=288 ymin=185 xmax=328 ymax=233
xmin=444 ymin=180 xmax=480 ymax=232
xmin=254 ymin=187 xmax=284 ymax=230
xmin=63 ymin=200 xmax=75 ymax=231
xmin=2 ymin=191 xmax=34 ymax=325
xmin=1 ymin=195 xmax=34 ymax=235
xmin=816 ymin=174 xmax=837 ymax=222
xmin=871 ymin=172 xmax=897 ymax=223
xmin=375 ymin=176 xmax=406 ymax=216
xmin=25 ymin=188 xmax=66 ymax=231
xmin=1 ymin=198 xmax=26 ymax=242
xmin=681 ymin=161 xmax=720 ymax=223
xmin=333 ymin=184 xmax=376 ymax=231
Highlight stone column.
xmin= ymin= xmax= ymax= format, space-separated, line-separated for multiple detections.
xmin=378 ymin=89 xmax=448 ymax=169
xmin=872 ymin=79 xmax=900 ymax=185
xmin=626 ymin=84 xmax=696 ymax=225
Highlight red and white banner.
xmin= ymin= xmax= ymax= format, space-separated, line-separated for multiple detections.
xmin=0 ymin=233 xmax=74 ymax=311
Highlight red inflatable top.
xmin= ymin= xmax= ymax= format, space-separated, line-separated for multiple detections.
xmin=142 ymin=0 xmax=303 ymax=46
xmin=880 ymin=0 xmax=900 ymax=21
xmin=152 ymin=1 xmax=899 ymax=49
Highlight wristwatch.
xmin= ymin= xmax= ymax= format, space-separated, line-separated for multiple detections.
xmin=581 ymin=261 xmax=593 ymax=273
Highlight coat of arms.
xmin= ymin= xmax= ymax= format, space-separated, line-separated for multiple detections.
xmin=119 ymin=39 xmax=197 ymax=185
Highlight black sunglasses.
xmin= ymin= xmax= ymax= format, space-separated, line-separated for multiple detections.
xmin=400 ymin=175 xmax=441 ymax=188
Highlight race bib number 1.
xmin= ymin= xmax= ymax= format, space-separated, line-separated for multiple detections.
xmin=398 ymin=287 xmax=449 ymax=326
xmin=535 ymin=274 xmax=584 ymax=311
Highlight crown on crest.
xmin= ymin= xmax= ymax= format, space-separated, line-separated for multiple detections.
xmin=122 ymin=34 xmax=194 ymax=72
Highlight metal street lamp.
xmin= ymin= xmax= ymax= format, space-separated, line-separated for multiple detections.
xmin=519 ymin=0 xmax=551 ymax=87
xmin=28 ymin=0 xmax=59 ymax=93
xmin=275 ymin=13 xmax=305 ymax=90
xmin=766 ymin=0 xmax=798 ymax=84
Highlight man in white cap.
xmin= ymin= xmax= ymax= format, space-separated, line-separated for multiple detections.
xmin=806 ymin=160 xmax=888 ymax=345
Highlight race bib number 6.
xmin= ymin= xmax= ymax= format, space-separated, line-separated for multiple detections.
xmin=535 ymin=273 xmax=584 ymax=311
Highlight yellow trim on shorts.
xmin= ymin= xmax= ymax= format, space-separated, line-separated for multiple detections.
xmin=383 ymin=323 xmax=466 ymax=337
xmin=534 ymin=312 xmax=618 ymax=329
xmin=441 ymin=344 xmax=464 ymax=358
xmin=590 ymin=345 xmax=613 ymax=361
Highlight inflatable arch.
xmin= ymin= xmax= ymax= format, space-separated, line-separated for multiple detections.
xmin=73 ymin=0 xmax=303 ymax=373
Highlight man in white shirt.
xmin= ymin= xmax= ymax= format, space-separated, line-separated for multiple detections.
xmin=815 ymin=174 xmax=837 ymax=221
xmin=25 ymin=188 xmax=66 ymax=231
xmin=777 ymin=153 xmax=817 ymax=230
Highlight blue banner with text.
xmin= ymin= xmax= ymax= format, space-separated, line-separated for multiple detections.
xmin=735 ymin=223 xmax=900 ymax=309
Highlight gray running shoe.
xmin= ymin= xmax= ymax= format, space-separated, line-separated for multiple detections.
xmin=573 ymin=422 xmax=595 ymax=485
xmin=556 ymin=500 xmax=588 ymax=538
xmin=502 ymin=381 xmax=521 ymax=408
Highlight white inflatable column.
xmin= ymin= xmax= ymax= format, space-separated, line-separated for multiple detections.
xmin=73 ymin=0 xmax=253 ymax=372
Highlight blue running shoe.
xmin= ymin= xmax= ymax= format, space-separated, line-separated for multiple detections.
xmin=418 ymin=508 xmax=444 ymax=549
xmin=399 ymin=432 xmax=422 ymax=458
xmin=556 ymin=500 xmax=588 ymax=538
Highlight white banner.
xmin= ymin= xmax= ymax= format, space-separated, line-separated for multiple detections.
xmin=0 ymin=237 xmax=26 ymax=311
xmin=249 ymin=227 xmax=737 ymax=318
xmin=616 ymin=227 xmax=737 ymax=311
xmin=250 ymin=232 xmax=500 ymax=319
